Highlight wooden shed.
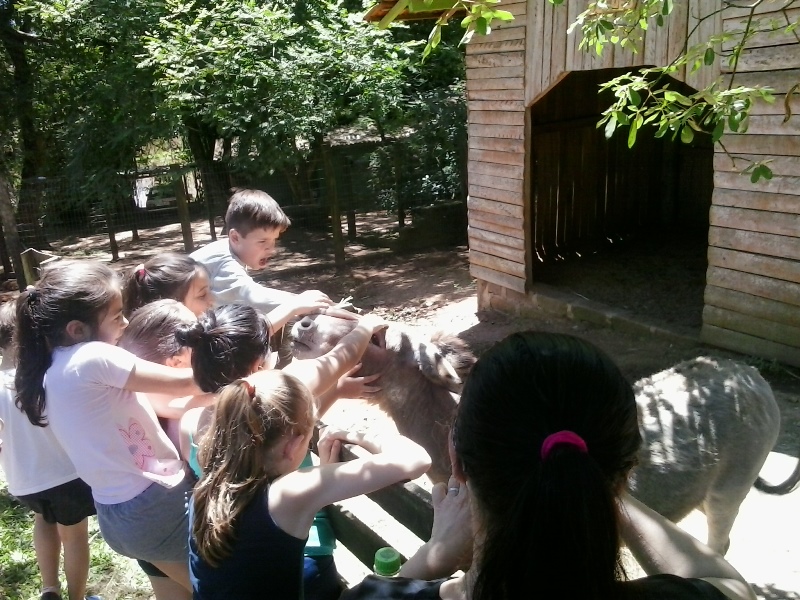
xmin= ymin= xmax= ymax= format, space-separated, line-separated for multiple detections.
xmin=466 ymin=0 xmax=800 ymax=366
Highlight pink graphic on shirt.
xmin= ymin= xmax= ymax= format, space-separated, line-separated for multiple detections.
xmin=119 ymin=419 xmax=155 ymax=470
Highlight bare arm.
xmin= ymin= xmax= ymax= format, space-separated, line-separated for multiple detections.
xmin=269 ymin=428 xmax=431 ymax=539
xmin=265 ymin=290 xmax=336 ymax=334
xmin=144 ymin=391 xmax=216 ymax=421
xmin=123 ymin=358 xmax=202 ymax=397
xmin=273 ymin=314 xmax=386 ymax=407
xmin=619 ymin=492 xmax=756 ymax=600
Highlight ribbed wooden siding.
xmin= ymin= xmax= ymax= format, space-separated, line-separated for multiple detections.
xmin=466 ymin=0 xmax=528 ymax=293
xmin=701 ymin=1 xmax=800 ymax=366
xmin=524 ymin=0 xmax=722 ymax=106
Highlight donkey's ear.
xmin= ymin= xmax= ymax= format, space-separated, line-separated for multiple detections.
xmin=417 ymin=341 xmax=463 ymax=394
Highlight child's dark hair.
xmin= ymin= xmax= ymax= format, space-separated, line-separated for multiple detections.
xmin=453 ymin=332 xmax=641 ymax=600
xmin=118 ymin=299 xmax=197 ymax=364
xmin=122 ymin=252 xmax=208 ymax=317
xmin=175 ymin=304 xmax=271 ymax=393
xmin=0 ymin=299 xmax=17 ymax=353
xmin=192 ymin=372 xmax=315 ymax=566
xmin=15 ymin=260 xmax=121 ymax=427
xmin=225 ymin=188 xmax=291 ymax=237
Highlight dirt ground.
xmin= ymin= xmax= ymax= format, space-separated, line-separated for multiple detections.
xmin=47 ymin=216 xmax=800 ymax=599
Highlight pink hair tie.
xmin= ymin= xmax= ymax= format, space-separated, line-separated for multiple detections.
xmin=134 ymin=264 xmax=146 ymax=280
xmin=540 ymin=430 xmax=587 ymax=460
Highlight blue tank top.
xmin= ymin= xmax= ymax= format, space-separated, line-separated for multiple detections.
xmin=189 ymin=487 xmax=307 ymax=600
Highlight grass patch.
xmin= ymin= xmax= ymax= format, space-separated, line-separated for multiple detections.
xmin=0 ymin=477 xmax=153 ymax=600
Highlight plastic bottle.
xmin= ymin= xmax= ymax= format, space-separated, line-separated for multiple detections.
xmin=373 ymin=546 xmax=402 ymax=577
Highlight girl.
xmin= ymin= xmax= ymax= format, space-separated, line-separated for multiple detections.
xmin=0 ymin=300 xmax=100 ymax=600
xmin=15 ymin=260 xmax=202 ymax=592
xmin=122 ymin=252 xmax=213 ymax=317
xmin=341 ymin=332 xmax=755 ymax=600
xmin=189 ymin=371 xmax=431 ymax=599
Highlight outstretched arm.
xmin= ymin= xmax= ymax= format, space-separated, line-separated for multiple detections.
xmin=619 ymin=492 xmax=756 ymax=600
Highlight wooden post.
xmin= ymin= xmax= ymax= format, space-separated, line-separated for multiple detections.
xmin=322 ymin=146 xmax=346 ymax=271
xmin=0 ymin=176 xmax=27 ymax=288
xmin=175 ymin=174 xmax=194 ymax=252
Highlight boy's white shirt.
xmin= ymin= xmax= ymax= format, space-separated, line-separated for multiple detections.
xmin=190 ymin=239 xmax=296 ymax=313
xmin=0 ymin=368 xmax=79 ymax=496
xmin=45 ymin=342 xmax=185 ymax=505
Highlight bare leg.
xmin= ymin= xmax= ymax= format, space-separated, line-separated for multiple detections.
xmin=148 ymin=575 xmax=193 ymax=600
xmin=57 ymin=519 xmax=89 ymax=600
xmin=150 ymin=561 xmax=192 ymax=592
xmin=33 ymin=514 xmax=62 ymax=594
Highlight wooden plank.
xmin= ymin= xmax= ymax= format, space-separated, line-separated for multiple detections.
xmin=550 ymin=0 xmax=568 ymax=82
xmin=465 ymin=51 xmax=525 ymax=69
xmin=469 ymin=172 xmax=524 ymax=192
xmin=466 ymin=77 xmax=524 ymax=91
xmin=469 ymin=235 xmax=524 ymax=262
xmin=719 ymin=133 xmax=800 ymax=155
xmin=469 ymin=262 xmax=526 ymax=293
xmin=467 ymin=88 xmax=525 ymax=101
xmin=468 ymin=100 xmax=525 ymax=112
xmin=470 ymin=211 xmax=525 ymax=237
xmin=539 ymin=0 xmax=554 ymax=99
xmin=723 ymin=8 xmax=800 ymax=50
xmin=713 ymin=187 xmax=800 ymax=214
xmin=469 ymin=147 xmax=525 ymax=166
xmin=709 ymin=204 xmax=800 ymax=237
xmin=469 ymin=124 xmax=525 ymax=139
xmin=525 ymin=0 xmax=545 ymax=106
xmin=714 ymin=152 xmax=800 ymax=176
xmin=701 ymin=324 xmax=800 ymax=367
xmin=467 ymin=26 xmax=526 ymax=47
xmin=747 ymin=94 xmax=800 ymax=116
xmin=714 ymin=171 xmax=800 ymax=196
xmin=468 ymin=135 xmax=525 ymax=153
xmin=706 ymin=265 xmax=800 ymax=307
xmin=468 ymin=225 xmax=526 ymax=250
xmin=723 ymin=0 xmax=798 ymax=19
xmin=468 ymin=183 xmax=524 ymax=203
xmin=470 ymin=249 xmax=525 ymax=276
xmin=467 ymin=65 xmax=525 ymax=80
xmin=705 ymin=284 xmax=800 ymax=328
xmin=737 ymin=114 xmax=800 ymax=135
xmin=469 ymin=160 xmax=524 ymax=180
xmin=468 ymin=195 xmax=524 ymax=218
xmin=722 ymin=69 xmax=800 ymax=93
xmin=725 ymin=44 xmax=800 ymax=72
xmin=469 ymin=110 xmax=526 ymax=126
xmin=704 ymin=305 xmax=800 ymax=349
xmin=466 ymin=37 xmax=525 ymax=56
xmin=708 ymin=246 xmax=800 ymax=284
xmin=709 ymin=225 xmax=800 ymax=261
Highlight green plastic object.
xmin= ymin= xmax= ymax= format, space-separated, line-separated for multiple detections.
xmin=373 ymin=546 xmax=402 ymax=576
xmin=301 ymin=452 xmax=336 ymax=557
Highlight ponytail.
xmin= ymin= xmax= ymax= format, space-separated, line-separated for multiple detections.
xmin=121 ymin=253 xmax=205 ymax=317
xmin=14 ymin=260 xmax=120 ymax=427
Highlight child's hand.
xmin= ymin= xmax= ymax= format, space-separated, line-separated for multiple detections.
xmin=358 ymin=313 xmax=388 ymax=335
xmin=292 ymin=290 xmax=334 ymax=317
xmin=428 ymin=476 xmax=473 ymax=571
xmin=336 ymin=364 xmax=381 ymax=400
xmin=316 ymin=425 xmax=347 ymax=465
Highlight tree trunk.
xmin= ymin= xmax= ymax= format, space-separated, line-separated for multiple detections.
xmin=322 ymin=146 xmax=345 ymax=271
xmin=0 ymin=175 xmax=27 ymax=288
xmin=184 ymin=116 xmax=230 ymax=240
xmin=0 ymin=10 xmax=50 ymax=250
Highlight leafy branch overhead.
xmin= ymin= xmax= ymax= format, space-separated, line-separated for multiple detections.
xmin=379 ymin=0 xmax=799 ymax=182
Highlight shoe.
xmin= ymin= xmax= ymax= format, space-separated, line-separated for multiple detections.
xmin=39 ymin=593 xmax=61 ymax=600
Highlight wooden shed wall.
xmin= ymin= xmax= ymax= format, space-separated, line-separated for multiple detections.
xmin=466 ymin=0 xmax=799 ymax=366
xmin=700 ymin=2 xmax=800 ymax=366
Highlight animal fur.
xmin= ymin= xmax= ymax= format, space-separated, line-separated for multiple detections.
xmin=291 ymin=315 xmax=796 ymax=554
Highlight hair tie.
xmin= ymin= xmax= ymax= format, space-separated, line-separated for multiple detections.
xmin=135 ymin=264 xmax=146 ymax=281
xmin=541 ymin=430 xmax=587 ymax=460
xmin=26 ymin=286 xmax=41 ymax=306
xmin=242 ymin=380 xmax=256 ymax=399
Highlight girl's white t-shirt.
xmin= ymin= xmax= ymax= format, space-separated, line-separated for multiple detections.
xmin=0 ymin=369 xmax=79 ymax=496
xmin=45 ymin=342 xmax=185 ymax=505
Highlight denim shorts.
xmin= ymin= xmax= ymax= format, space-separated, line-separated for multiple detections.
xmin=15 ymin=478 xmax=96 ymax=526
xmin=95 ymin=473 xmax=194 ymax=563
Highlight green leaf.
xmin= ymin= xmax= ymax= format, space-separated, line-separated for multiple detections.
xmin=604 ymin=117 xmax=617 ymax=139
xmin=712 ymin=119 xmax=725 ymax=142
xmin=703 ymin=47 xmax=715 ymax=65
xmin=663 ymin=0 xmax=674 ymax=15
xmin=680 ymin=126 xmax=694 ymax=143
xmin=629 ymin=89 xmax=641 ymax=107
xmin=656 ymin=14 xmax=664 ymax=27
xmin=628 ymin=119 xmax=639 ymax=148
xmin=492 ymin=10 xmax=514 ymax=21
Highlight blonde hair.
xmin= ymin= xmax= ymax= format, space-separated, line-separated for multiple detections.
xmin=191 ymin=370 xmax=316 ymax=566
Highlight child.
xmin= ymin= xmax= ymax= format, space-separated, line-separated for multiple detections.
xmin=15 ymin=260 xmax=202 ymax=592
xmin=189 ymin=371 xmax=432 ymax=599
xmin=0 ymin=300 xmax=100 ymax=600
xmin=189 ymin=188 xmax=334 ymax=365
xmin=175 ymin=303 xmax=381 ymax=476
xmin=121 ymin=252 xmax=213 ymax=317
